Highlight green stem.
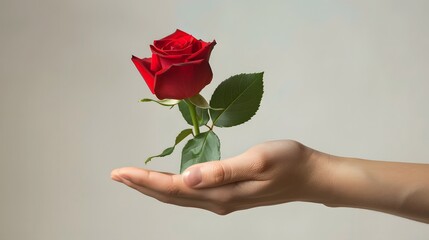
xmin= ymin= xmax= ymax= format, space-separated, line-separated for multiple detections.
xmin=185 ymin=99 xmax=200 ymax=136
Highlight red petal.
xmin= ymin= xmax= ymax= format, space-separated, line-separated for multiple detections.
xmin=154 ymin=59 xmax=213 ymax=100
xmin=188 ymin=40 xmax=216 ymax=61
xmin=153 ymin=29 xmax=195 ymax=51
xmin=151 ymin=42 xmax=193 ymax=57
xmin=131 ymin=56 xmax=155 ymax=94
xmin=163 ymin=39 xmax=194 ymax=54
xmin=160 ymin=29 xmax=192 ymax=41
xmin=150 ymin=53 xmax=162 ymax=72
xmin=150 ymin=44 xmax=168 ymax=55
xmin=150 ymin=45 xmax=191 ymax=69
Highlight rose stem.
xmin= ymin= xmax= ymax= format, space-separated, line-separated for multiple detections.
xmin=185 ymin=99 xmax=200 ymax=136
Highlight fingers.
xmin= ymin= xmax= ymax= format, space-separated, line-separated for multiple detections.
xmin=112 ymin=167 xmax=192 ymax=198
xmin=111 ymin=167 xmax=290 ymax=215
xmin=115 ymin=173 xmax=214 ymax=210
xmin=111 ymin=167 xmax=236 ymax=200
xmin=182 ymin=153 xmax=263 ymax=188
xmin=110 ymin=167 xmax=256 ymax=215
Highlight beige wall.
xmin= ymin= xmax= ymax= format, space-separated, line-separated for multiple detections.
xmin=1 ymin=0 xmax=429 ymax=239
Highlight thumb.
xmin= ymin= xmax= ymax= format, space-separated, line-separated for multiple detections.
xmin=182 ymin=157 xmax=253 ymax=188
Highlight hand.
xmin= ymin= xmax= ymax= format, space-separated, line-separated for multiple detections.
xmin=111 ymin=139 xmax=429 ymax=223
xmin=111 ymin=140 xmax=322 ymax=215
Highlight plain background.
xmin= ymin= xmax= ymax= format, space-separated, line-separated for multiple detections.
xmin=1 ymin=0 xmax=429 ymax=239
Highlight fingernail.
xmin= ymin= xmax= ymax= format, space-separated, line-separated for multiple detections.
xmin=119 ymin=173 xmax=131 ymax=181
xmin=114 ymin=168 xmax=131 ymax=182
xmin=183 ymin=167 xmax=202 ymax=187
xmin=111 ymin=169 xmax=122 ymax=182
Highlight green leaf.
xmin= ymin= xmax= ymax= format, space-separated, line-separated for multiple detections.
xmin=174 ymin=128 xmax=194 ymax=144
xmin=210 ymin=72 xmax=264 ymax=127
xmin=178 ymin=101 xmax=209 ymax=126
xmin=189 ymin=94 xmax=210 ymax=109
xmin=189 ymin=94 xmax=223 ymax=110
xmin=145 ymin=147 xmax=175 ymax=164
xmin=180 ymin=131 xmax=220 ymax=173
xmin=145 ymin=128 xmax=193 ymax=163
xmin=140 ymin=98 xmax=180 ymax=106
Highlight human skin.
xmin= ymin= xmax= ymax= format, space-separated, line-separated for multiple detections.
xmin=111 ymin=140 xmax=429 ymax=223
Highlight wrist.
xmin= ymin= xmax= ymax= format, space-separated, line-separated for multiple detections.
xmin=296 ymin=149 xmax=339 ymax=204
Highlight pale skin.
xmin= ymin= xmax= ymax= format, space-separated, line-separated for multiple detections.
xmin=111 ymin=140 xmax=429 ymax=224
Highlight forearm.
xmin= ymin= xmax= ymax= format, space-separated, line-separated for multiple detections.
xmin=308 ymin=151 xmax=429 ymax=223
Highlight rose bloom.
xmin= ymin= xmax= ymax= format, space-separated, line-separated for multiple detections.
xmin=132 ymin=29 xmax=216 ymax=100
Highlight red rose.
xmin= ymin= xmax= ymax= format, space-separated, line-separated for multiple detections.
xmin=132 ymin=29 xmax=216 ymax=100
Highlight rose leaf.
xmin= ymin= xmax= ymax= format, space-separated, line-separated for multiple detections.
xmin=178 ymin=100 xmax=209 ymax=126
xmin=209 ymin=72 xmax=264 ymax=127
xmin=145 ymin=128 xmax=193 ymax=164
xmin=140 ymin=98 xmax=181 ymax=106
xmin=180 ymin=131 xmax=220 ymax=173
